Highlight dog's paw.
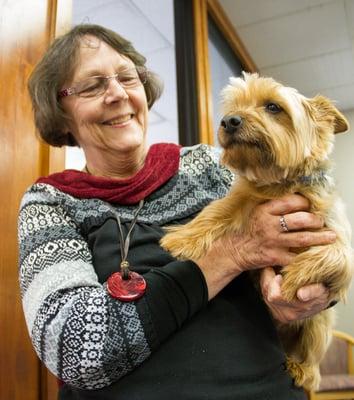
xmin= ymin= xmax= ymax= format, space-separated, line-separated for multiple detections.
xmin=281 ymin=244 xmax=352 ymax=302
xmin=286 ymin=358 xmax=320 ymax=391
xmin=160 ymin=227 xmax=207 ymax=260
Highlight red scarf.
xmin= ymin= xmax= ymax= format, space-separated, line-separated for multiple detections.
xmin=37 ymin=143 xmax=181 ymax=205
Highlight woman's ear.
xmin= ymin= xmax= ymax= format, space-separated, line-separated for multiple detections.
xmin=309 ymin=95 xmax=349 ymax=134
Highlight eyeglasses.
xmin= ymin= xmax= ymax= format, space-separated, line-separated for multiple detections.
xmin=58 ymin=66 xmax=147 ymax=98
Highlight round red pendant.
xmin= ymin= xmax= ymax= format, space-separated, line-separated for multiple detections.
xmin=107 ymin=272 xmax=146 ymax=301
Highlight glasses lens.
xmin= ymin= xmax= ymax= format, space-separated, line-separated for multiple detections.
xmin=74 ymin=67 xmax=147 ymax=98
xmin=77 ymin=77 xmax=106 ymax=98
xmin=119 ymin=68 xmax=143 ymax=88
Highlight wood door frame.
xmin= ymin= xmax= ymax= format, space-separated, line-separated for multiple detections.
xmin=43 ymin=0 xmax=71 ymax=177
xmin=192 ymin=0 xmax=257 ymax=144
xmin=0 ymin=0 xmax=70 ymax=399
xmin=41 ymin=5 xmax=72 ymax=400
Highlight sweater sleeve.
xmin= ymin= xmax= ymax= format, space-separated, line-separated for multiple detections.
xmin=139 ymin=261 xmax=209 ymax=350
xmin=18 ymin=186 xmax=208 ymax=390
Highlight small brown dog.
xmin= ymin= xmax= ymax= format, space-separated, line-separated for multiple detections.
xmin=161 ymin=72 xmax=353 ymax=390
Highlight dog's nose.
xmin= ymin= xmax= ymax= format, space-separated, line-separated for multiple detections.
xmin=220 ymin=115 xmax=243 ymax=134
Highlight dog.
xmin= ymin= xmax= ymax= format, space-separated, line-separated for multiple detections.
xmin=160 ymin=72 xmax=353 ymax=390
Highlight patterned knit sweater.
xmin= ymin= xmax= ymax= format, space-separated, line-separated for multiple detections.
xmin=18 ymin=145 xmax=231 ymax=385
xmin=18 ymin=144 xmax=305 ymax=400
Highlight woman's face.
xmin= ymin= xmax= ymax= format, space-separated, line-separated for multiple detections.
xmin=61 ymin=36 xmax=149 ymax=160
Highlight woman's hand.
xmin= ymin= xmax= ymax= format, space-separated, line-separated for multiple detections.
xmin=260 ymin=267 xmax=331 ymax=323
xmin=226 ymin=194 xmax=336 ymax=273
xmin=196 ymin=194 xmax=336 ymax=300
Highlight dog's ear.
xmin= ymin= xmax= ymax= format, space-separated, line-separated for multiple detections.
xmin=309 ymin=95 xmax=349 ymax=134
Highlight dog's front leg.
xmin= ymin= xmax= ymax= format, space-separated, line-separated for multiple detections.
xmin=160 ymin=195 xmax=245 ymax=261
xmin=281 ymin=241 xmax=352 ymax=303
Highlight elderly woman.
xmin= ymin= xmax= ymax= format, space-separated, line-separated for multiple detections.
xmin=19 ymin=24 xmax=334 ymax=400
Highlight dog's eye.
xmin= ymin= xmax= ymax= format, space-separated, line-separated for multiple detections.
xmin=265 ymin=103 xmax=282 ymax=114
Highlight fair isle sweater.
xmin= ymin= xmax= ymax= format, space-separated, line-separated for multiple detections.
xmin=18 ymin=144 xmax=305 ymax=400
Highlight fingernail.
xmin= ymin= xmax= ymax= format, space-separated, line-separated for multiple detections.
xmin=297 ymin=289 xmax=309 ymax=301
xmin=326 ymin=300 xmax=338 ymax=309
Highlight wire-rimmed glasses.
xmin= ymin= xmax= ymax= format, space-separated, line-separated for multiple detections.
xmin=58 ymin=66 xmax=147 ymax=98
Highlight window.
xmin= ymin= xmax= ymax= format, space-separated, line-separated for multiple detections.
xmin=192 ymin=0 xmax=257 ymax=145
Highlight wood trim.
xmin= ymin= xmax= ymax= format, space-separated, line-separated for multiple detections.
xmin=193 ymin=0 xmax=214 ymax=144
xmin=333 ymin=330 xmax=354 ymax=375
xmin=0 ymin=0 xmax=60 ymax=398
xmin=41 ymin=3 xmax=72 ymax=399
xmin=207 ymin=0 xmax=258 ymax=72
xmin=308 ymin=391 xmax=354 ymax=400
xmin=48 ymin=0 xmax=72 ymax=175
xmin=333 ymin=330 xmax=354 ymax=346
xmin=54 ymin=0 xmax=72 ymax=37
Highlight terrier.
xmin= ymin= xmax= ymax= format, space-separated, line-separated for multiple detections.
xmin=161 ymin=72 xmax=353 ymax=390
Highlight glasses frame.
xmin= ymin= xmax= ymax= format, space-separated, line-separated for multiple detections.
xmin=58 ymin=66 xmax=148 ymax=98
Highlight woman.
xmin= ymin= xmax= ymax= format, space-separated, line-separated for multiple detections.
xmin=19 ymin=24 xmax=334 ymax=399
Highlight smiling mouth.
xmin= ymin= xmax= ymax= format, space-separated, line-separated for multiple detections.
xmin=103 ymin=114 xmax=133 ymax=126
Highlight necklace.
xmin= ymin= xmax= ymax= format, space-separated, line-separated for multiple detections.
xmin=107 ymin=199 xmax=147 ymax=301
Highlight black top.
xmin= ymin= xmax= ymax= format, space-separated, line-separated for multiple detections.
xmin=18 ymin=144 xmax=305 ymax=400
xmin=60 ymin=218 xmax=305 ymax=400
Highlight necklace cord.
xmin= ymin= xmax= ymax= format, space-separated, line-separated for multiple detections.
xmin=116 ymin=199 xmax=144 ymax=279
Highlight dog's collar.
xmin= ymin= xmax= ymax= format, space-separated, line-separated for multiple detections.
xmin=296 ymin=170 xmax=329 ymax=186
xmin=254 ymin=169 xmax=331 ymax=189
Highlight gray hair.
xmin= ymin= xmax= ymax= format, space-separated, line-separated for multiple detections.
xmin=28 ymin=24 xmax=164 ymax=147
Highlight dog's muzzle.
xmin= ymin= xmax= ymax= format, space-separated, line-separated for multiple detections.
xmin=220 ymin=115 xmax=243 ymax=134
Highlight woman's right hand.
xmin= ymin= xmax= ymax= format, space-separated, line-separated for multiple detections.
xmin=195 ymin=194 xmax=336 ymax=299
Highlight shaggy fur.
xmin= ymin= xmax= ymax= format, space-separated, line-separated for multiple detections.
xmin=160 ymin=73 xmax=353 ymax=390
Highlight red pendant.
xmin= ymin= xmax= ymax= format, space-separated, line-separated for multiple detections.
xmin=107 ymin=271 xmax=146 ymax=301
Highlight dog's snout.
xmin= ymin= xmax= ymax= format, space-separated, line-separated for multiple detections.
xmin=220 ymin=115 xmax=243 ymax=134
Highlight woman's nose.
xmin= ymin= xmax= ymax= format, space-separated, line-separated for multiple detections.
xmin=104 ymin=78 xmax=129 ymax=103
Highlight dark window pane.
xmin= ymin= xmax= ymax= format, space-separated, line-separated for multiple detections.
xmin=208 ymin=16 xmax=242 ymax=144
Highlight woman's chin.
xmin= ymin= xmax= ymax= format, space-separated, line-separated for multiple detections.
xmin=110 ymin=134 xmax=146 ymax=153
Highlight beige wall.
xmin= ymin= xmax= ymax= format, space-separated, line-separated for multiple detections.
xmin=331 ymin=108 xmax=354 ymax=336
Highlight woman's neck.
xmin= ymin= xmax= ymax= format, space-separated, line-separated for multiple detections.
xmin=84 ymin=145 xmax=148 ymax=179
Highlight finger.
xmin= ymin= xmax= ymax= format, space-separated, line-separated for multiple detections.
xmin=264 ymin=273 xmax=284 ymax=303
xmin=297 ymin=283 xmax=329 ymax=302
xmin=260 ymin=266 xmax=276 ymax=291
xmin=280 ymin=230 xmax=336 ymax=248
xmin=265 ymin=194 xmax=310 ymax=216
xmin=279 ymin=212 xmax=325 ymax=232
xmin=269 ymin=250 xmax=298 ymax=266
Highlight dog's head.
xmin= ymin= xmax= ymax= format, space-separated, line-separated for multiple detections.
xmin=218 ymin=72 xmax=349 ymax=183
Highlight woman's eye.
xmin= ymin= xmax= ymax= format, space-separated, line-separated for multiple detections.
xmin=78 ymin=79 xmax=102 ymax=93
xmin=120 ymin=73 xmax=138 ymax=84
xmin=265 ymin=102 xmax=282 ymax=114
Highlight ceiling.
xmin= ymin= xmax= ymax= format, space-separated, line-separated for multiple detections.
xmin=219 ymin=0 xmax=354 ymax=112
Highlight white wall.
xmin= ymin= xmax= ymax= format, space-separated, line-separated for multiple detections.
xmin=330 ymin=108 xmax=354 ymax=335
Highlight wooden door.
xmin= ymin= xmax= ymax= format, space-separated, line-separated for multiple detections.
xmin=0 ymin=1 xmax=70 ymax=399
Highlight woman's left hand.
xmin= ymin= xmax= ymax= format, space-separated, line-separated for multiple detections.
xmin=260 ymin=266 xmax=331 ymax=324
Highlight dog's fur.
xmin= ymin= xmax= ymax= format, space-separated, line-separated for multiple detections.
xmin=160 ymin=73 xmax=353 ymax=390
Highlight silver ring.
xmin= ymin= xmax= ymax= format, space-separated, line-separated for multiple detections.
xmin=279 ymin=215 xmax=289 ymax=232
